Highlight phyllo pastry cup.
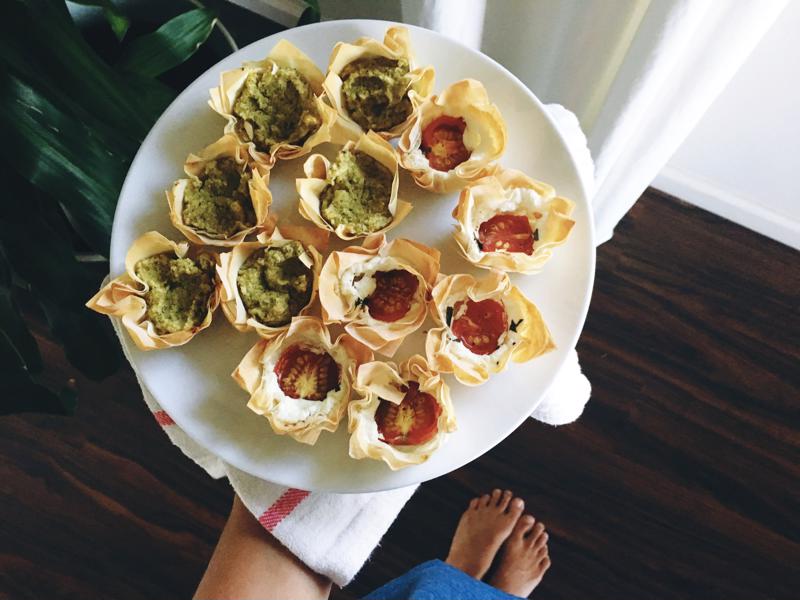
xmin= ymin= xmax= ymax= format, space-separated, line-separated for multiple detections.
xmin=348 ymin=355 xmax=456 ymax=470
xmin=319 ymin=233 xmax=440 ymax=357
xmin=167 ymin=134 xmax=273 ymax=246
xmin=208 ymin=39 xmax=338 ymax=165
xmin=452 ymin=168 xmax=576 ymax=274
xmin=425 ymin=270 xmax=554 ymax=385
xmin=398 ymin=79 xmax=507 ymax=194
xmin=86 ymin=231 xmax=220 ymax=351
xmin=297 ymin=131 xmax=412 ymax=240
xmin=324 ymin=25 xmax=435 ymax=142
xmin=232 ymin=316 xmax=373 ymax=445
xmin=218 ymin=225 xmax=327 ymax=337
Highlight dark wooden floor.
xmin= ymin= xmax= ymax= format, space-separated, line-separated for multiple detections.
xmin=1 ymin=190 xmax=798 ymax=600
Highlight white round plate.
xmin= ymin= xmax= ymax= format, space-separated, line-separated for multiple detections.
xmin=110 ymin=20 xmax=595 ymax=493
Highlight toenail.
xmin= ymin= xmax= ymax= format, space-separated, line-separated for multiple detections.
xmin=512 ymin=498 xmax=524 ymax=508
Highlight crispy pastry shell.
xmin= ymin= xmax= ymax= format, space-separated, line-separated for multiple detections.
xmin=348 ymin=355 xmax=456 ymax=470
xmin=166 ymin=134 xmax=273 ymax=246
xmin=318 ymin=233 xmax=440 ymax=356
xmin=86 ymin=231 xmax=220 ymax=351
xmin=218 ymin=225 xmax=326 ymax=337
xmin=425 ymin=271 xmax=554 ymax=385
xmin=324 ymin=25 xmax=435 ymax=143
xmin=452 ymin=168 xmax=575 ymax=273
xmin=398 ymin=79 xmax=507 ymax=194
xmin=296 ymin=131 xmax=412 ymax=240
xmin=232 ymin=316 xmax=373 ymax=445
xmin=208 ymin=39 xmax=338 ymax=166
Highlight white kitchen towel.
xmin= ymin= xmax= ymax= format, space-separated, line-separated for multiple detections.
xmin=106 ymin=103 xmax=593 ymax=586
xmin=111 ymin=315 xmax=416 ymax=586
xmin=528 ymin=103 xmax=594 ymax=426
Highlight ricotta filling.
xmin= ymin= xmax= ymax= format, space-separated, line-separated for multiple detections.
xmin=471 ymin=187 xmax=547 ymax=253
xmin=260 ymin=342 xmax=348 ymax=426
xmin=339 ymin=256 xmax=423 ymax=322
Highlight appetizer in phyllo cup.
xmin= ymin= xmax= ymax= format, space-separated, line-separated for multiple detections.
xmin=453 ymin=168 xmax=575 ymax=274
xmin=349 ymin=355 xmax=456 ymax=470
xmin=324 ymin=25 xmax=435 ymax=141
xmin=319 ymin=233 xmax=439 ymax=356
xmin=297 ymin=131 xmax=412 ymax=239
xmin=218 ymin=225 xmax=327 ymax=337
xmin=167 ymin=134 xmax=273 ymax=246
xmin=209 ymin=40 xmax=337 ymax=165
xmin=86 ymin=231 xmax=220 ymax=350
xmin=426 ymin=271 xmax=554 ymax=385
xmin=399 ymin=79 xmax=506 ymax=194
xmin=232 ymin=317 xmax=373 ymax=445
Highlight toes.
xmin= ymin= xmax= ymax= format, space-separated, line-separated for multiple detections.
xmin=512 ymin=514 xmax=536 ymax=538
xmin=529 ymin=524 xmax=547 ymax=549
xmin=490 ymin=489 xmax=502 ymax=506
xmin=506 ymin=496 xmax=524 ymax=516
xmin=469 ymin=497 xmax=479 ymax=510
xmin=479 ymin=494 xmax=491 ymax=507
xmin=498 ymin=490 xmax=513 ymax=510
xmin=540 ymin=556 xmax=551 ymax=572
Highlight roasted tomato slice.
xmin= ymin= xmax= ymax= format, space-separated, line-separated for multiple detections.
xmin=478 ymin=213 xmax=534 ymax=255
xmin=421 ymin=115 xmax=471 ymax=172
xmin=450 ymin=298 xmax=508 ymax=355
xmin=375 ymin=382 xmax=442 ymax=446
xmin=365 ymin=269 xmax=420 ymax=322
xmin=274 ymin=344 xmax=340 ymax=401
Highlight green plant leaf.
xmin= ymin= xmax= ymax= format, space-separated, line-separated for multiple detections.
xmin=39 ymin=297 xmax=121 ymax=381
xmin=69 ymin=0 xmax=131 ymax=40
xmin=0 ymin=193 xmax=122 ymax=380
xmin=298 ymin=0 xmax=321 ymax=25
xmin=0 ymin=258 xmax=43 ymax=374
xmin=0 ymin=72 xmax=136 ymax=254
xmin=117 ymin=8 xmax=218 ymax=78
xmin=0 ymin=0 xmax=154 ymax=139
xmin=0 ymin=329 xmax=77 ymax=415
xmin=103 ymin=6 xmax=131 ymax=40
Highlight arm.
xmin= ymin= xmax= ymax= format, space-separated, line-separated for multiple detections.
xmin=194 ymin=494 xmax=332 ymax=600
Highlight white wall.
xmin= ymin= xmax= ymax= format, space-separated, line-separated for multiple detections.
xmin=653 ymin=1 xmax=800 ymax=250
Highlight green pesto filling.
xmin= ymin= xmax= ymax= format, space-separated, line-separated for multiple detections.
xmin=134 ymin=253 xmax=215 ymax=335
xmin=236 ymin=241 xmax=313 ymax=327
xmin=319 ymin=150 xmax=393 ymax=235
xmin=182 ymin=158 xmax=256 ymax=238
xmin=340 ymin=56 xmax=412 ymax=132
xmin=232 ymin=67 xmax=321 ymax=151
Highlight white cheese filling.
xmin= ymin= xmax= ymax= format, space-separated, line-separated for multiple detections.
xmin=471 ymin=187 xmax=548 ymax=254
xmin=339 ymin=256 xmax=423 ymax=322
xmin=444 ymin=294 xmax=526 ymax=366
xmin=260 ymin=343 xmax=347 ymax=425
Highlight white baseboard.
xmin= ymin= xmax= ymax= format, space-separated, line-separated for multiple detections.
xmin=653 ymin=167 xmax=800 ymax=251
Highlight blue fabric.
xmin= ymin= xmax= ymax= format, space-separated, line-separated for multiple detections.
xmin=363 ymin=559 xmax=522 ymax=600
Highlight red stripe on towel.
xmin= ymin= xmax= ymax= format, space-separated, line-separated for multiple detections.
xmin=153 ymin=410 xmax=175 ymax=426
xmin=258 ymin=488 xmax=310 ymax=532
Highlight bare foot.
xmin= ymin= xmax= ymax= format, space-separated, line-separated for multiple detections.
xmin=489 ymin=514 xmax=551 ymax=597
xmin=445 ymin=489 xmax=525 ymax=580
